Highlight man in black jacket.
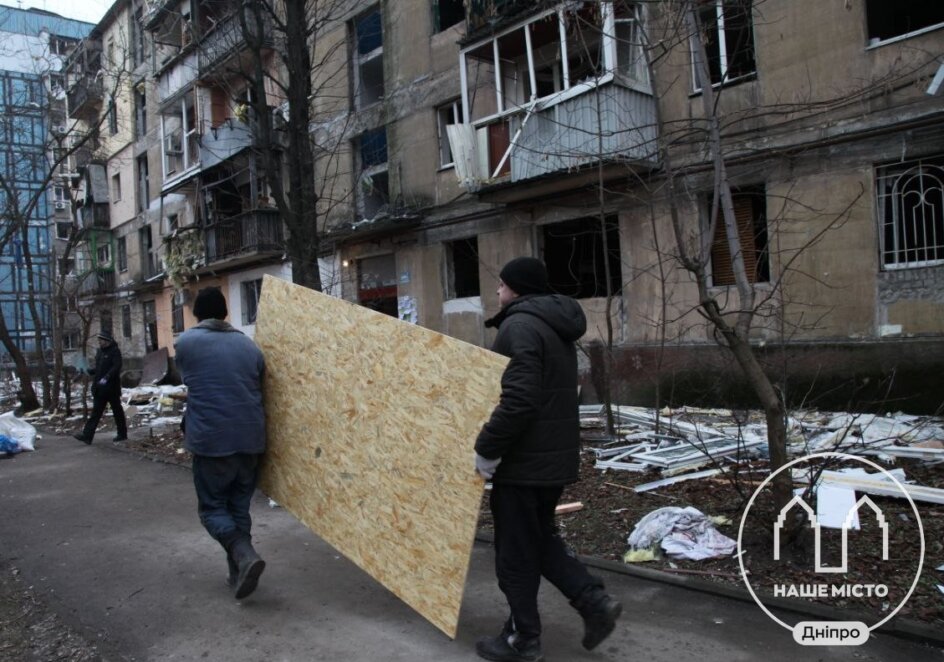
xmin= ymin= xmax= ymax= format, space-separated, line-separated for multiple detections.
xmin=74 ymin=330 xmax=127 ymax=444
xmin=474 ymin=257 xmax=622 ymax=662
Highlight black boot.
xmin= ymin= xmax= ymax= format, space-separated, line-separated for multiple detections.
xmin=228 ymin=536 xmax=265 ymax=599
xmin=226 ymin=551 xmax=238 ymax=588
xmin=571 ymin=581 xmax=623 ymax=650
xmin=73 ymin=433 xmax=92 ymax=444
xmin=475 ymin=629 xmax=543 ymax=662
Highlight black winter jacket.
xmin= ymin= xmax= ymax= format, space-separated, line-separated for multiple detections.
xmin=475 ymin=294 xmax=586 ymax=486
xmin=91 ymin=342 xmax=122 ymax=394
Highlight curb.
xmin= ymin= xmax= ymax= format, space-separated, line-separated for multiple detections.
xmin=474 ymin=532 xmax=944 ymax=649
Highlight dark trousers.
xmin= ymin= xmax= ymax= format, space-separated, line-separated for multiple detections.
xmin=192 ymin=453 xmax=260 ymax=550
xmin=490 ymin=483 xmax=597 ymax=640
xmin=82 ymin=387 xmax=127 ymax=439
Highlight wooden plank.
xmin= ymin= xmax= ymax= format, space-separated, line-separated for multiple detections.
xmin=555 ymin=501 xmax=584 ymax=515
xmin=253 ymin=276 xmax=507 ymax=638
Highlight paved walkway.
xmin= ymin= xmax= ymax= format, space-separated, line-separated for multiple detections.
xmin=0 ymin=434 xmax=940 ymax=661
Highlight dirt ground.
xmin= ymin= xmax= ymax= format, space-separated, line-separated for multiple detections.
xmin=3 ymin=412 xmax=940 ymax=660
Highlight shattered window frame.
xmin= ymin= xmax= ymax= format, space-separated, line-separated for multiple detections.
xmin=864 ymin=0 xmax=944 ymax=46
xmin=691 ymin=0 xmax=756 ymax=91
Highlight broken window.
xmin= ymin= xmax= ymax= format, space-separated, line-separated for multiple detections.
xmin=434 ymin=0 xmax=464 ymax=32
xmin=615 ymin=2 xmax=647 ymax=83
xmin=121 ymin=304 xmax=132 ymax=339
xmin=445 ymin=237 xmax=480 ymax=299
xmin=136 ymin=154 xmax=149 ymax=213
xmin=117 ymin=236 xmax=127 ymax=272
xmin=542 ymin=216 xmax=622 ymax=299
xmin=437 ymin=100 xmax=460 ymax=168
xmin=172 ymin=290 xmax=185 ymax=334
xmin=866 ymin=0 xmax=944 ymax=44
xmin=111 ymin=173 xmax=122 ymax=201
xmin=709 ymin=187 xmax=769 ymax=286
xmin=134 ymin=86 xmax=147 ymax=139
xmin=161 ymin=90 xmax=199 ymax=178
xmin=694 ymin=0 xmax=756 ymax=89
xmin=353 ymin=7 xmax=384 ymax=108
xmin=242 ymin=278 xmax=263 ymax=325
xmin=877 ymin=155 xmax=944 ymax=269
xmin=461 ymin=2 xmax=633 ymax=120
xmin=107 ymin=97 xmax=118 ymax=135
xmin=357 ymin=254 xmax=398 ymax=317
xmin=354 ymin=127 xmax=389 ymax=220
xmin=142 ymin=300 xmax=158 ymax=352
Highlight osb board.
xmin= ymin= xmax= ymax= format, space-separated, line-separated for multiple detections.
xmin=254 ymin=276 xmax=506 ymax=638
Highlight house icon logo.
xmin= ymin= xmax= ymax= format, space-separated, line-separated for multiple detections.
xmin=736 ymin=452 xmax=925 ymax=647
xmin=773 ymin=494 xmax=889 ymax=573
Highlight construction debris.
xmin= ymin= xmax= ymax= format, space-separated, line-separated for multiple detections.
xmin=582 ymin=404 xmax=944 ymax=499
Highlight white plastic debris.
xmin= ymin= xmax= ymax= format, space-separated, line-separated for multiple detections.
xmin=627 ymin=506 xmax=737 ymax=561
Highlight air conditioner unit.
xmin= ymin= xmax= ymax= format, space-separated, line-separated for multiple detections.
xmin=54 ymin=200 xmax=67 ymax=210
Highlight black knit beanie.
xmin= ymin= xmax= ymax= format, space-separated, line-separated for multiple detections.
xmin=499 ymin=257 xmax=549 ymax=296
xmin=192 ymin=287 xmax=228 ymax=321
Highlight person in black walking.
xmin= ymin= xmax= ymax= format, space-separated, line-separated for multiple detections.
xmin=74 ymin=330 xmax=127 ymax=444
xmin=474 ymin=256 xmax=622 ymax=662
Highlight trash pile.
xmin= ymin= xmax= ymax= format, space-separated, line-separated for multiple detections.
xmin=124 ymin=385 xmax=187 ymax=434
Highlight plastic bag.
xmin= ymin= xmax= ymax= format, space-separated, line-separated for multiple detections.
xmin=0 ymin=411 xmax=37 ymax=451
xmin=0 ymin=434 xmax=20 ymax=454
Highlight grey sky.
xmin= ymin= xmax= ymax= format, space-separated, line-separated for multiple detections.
xmin=0 ymin=0 xmax=109 ymax=25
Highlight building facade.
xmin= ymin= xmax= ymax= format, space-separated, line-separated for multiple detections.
xmin=316 ymin=0 xmax=944 ymax=412
xmin=0 ymin=7 xmax=91 ymax=362
xmin=64 ymin=1 xmax=944 ymax=411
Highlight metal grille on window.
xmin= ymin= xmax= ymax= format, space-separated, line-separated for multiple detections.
xmin=877 ymin=157 xmax=944 ymax=269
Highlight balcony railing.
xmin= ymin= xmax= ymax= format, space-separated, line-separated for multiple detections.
xmin=78 ymin=269 xmax=115 ymax=297
xmin=205 ymin=209 xmax=282 ymax=264
xmin=79 ymin=203 xmax=110 ymax=230
xmin=199 ymin=11 xmax=274 ymax=79
xmin=67 ymin=76 xmax=103 ymax=121
xmin=466 ymin=83 xmax=657 ymax=187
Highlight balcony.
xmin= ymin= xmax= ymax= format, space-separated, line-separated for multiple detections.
xmin=205 ymin=209 xmax=283 ymax=265
xmin=79 ymin=203 xmax=110 ymax=230
xmin=452 ymin=82 xmax=657 ymax=197
xmin=78 ymin=269 xmax=116 ymax=297
xmin=156 ymin=50 xmax=198 ymax=104
xmin=455 ymin=1 xmax=657 ymax=197
xmin=67 ymin=76 xmax=103 ymax=121
xmin=65 ymin=39 xmax=103 ymax=120
xmin=200 ymin=120 xmax=253 ymax=169
xmin=198 ymin=11 xmax=274 ymax=80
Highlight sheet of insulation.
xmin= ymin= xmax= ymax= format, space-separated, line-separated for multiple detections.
xmin=254 ymin=275 xmax=506 ymax=637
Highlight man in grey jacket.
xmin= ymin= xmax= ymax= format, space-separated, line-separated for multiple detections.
xmin=175 ymin=287 xmax=267 ymax=599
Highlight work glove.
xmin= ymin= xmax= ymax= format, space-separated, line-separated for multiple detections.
xmin=475 ymin=452 xmax=501 ymax=480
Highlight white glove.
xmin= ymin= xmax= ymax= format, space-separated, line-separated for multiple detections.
xmin=98 ymin=378 xmax=108 ymax=386
xmin=475 ymin=452 xmax=501 ymax=480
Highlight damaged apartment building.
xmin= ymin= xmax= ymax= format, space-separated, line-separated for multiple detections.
xmin=316 ymin=0 xmax=944 ymax=412
xmin=64 ymin=0 xmax=290 ymax=376
xmin=61 ymin=0 xmax=943 ymax=412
